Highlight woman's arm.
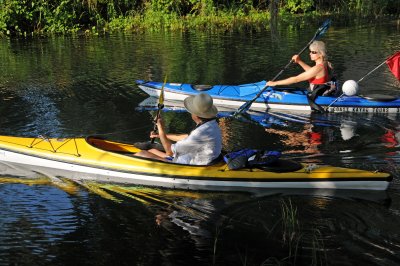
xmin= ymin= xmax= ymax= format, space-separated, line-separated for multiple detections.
xmin=292 ymin=55 xmax=311 ymax=71
xmin=267 ymin=65 xmax=323 ymax=86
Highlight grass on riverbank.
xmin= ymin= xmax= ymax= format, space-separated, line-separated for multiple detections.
xmin=0 ymin=9 xmax=277 ymax=37
xmin=2 ymin=7 xmax=388 ymax=37
xmin=1 ymin=0 xmax=399 ymax=37
xmin=105 ymin=9 xmax=273 ymax=33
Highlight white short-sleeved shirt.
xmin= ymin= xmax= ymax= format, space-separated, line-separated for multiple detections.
xmin=171 ymin=120 xmax=222 ymax=165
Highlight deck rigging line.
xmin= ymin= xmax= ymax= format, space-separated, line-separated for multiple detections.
xmin=28 ymin=135 xmax=81 ymax=157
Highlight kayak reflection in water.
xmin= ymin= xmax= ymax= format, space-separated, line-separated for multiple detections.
xmin=340 ymin=121 xmax=356 ymax=141
xmin=381 ymin=129 xmax=399 ymax=148
xmin=135 ymin=93 xmax=222 ymax=165
xmin=265 ymin=124 xmax=322 ymax=154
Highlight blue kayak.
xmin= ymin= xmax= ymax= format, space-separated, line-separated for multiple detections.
xmin=136 ymin=80 xmax=400 ymax=113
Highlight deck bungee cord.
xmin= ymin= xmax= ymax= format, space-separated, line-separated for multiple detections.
xmin=28 ymin=135 xmax=81 ymax=156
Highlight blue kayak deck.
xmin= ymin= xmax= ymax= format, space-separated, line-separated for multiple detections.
xmin=136 ymin=80 xmax=400 ymax=112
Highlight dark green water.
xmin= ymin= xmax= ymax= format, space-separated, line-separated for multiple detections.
xmin=0 ymin=20 xmax=400 ymax=265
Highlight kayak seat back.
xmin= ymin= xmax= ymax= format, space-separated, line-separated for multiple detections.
xmin=192 ymin=84 xmax=213 ymax=91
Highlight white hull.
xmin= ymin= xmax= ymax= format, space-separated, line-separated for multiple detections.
xmin=139 ymin=85 xmax=400 ymax=113
xmin=0 ymin=149 xmax=389 ymax=191
xmin=139 ymin=85 xmax=312 ymax=112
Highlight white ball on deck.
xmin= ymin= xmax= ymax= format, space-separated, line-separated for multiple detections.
xmin=342 ymin=80 xmax=359 ymax=96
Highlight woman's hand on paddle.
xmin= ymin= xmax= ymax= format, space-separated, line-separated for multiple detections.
xmin=292 ymin=54 xmax=301 ymax=63
xmin=292 ymin=54 xmax=310 ymax=71
xmin=266 ymin=81 xmax=277 ymax=87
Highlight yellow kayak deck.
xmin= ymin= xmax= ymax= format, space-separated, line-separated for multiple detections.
xmin=0 ymin=135 xmax=391 ymax=184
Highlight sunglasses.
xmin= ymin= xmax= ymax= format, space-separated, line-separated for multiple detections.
xmin=310 ymin=51 xmax=318 ymax=54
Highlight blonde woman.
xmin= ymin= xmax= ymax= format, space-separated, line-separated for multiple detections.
xmin=266 ymin=41 xmax=334 ymax=94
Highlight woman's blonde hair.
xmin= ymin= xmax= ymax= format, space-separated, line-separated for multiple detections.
xmin=310 ymin=40 xmax=333 ymax=70
xmin=309 ymin=40 xmax=327 ymax=60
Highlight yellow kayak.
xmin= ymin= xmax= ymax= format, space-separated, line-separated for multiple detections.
xmin=0 ymin=135 xmax=392 ymax=191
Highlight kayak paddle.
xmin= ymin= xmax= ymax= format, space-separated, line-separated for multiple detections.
xmin=234 ymin=19 xmax=332 ymax=116
xmin=150 ymin=75 xmax=167 ymax=144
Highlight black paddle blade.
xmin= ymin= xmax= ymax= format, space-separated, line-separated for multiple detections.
xmin=314 ymin=19 xmax=331 ymax=40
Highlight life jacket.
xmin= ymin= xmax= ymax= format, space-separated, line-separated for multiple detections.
xmin=309 ymin=63 xmax=338 ymax=93
xmin=307 ymin=64 xmax=339 ymax=108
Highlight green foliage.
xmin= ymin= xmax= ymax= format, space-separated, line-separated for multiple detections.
xmin=0 ymin=0 xmax=42 ymax=34
xmin=0 ymin=0 xmax=399 ymax=36
xmin=346 ymin=0 xmax=390 ymax=17
xmin=191 ymin=0 xmax=216 ymax=16
xmin=285 ymin=0 xmax=314 ymax=14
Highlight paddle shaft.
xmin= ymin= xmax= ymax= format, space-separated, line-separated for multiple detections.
xmin=150 ymin=104 xmax=164 ymax=144
xmin=150 ymin=76 xmax=167 ymax=144
xmin=236 ymin=41 xmax=313 ymax=114
xmin=270 ymin=42 xmax=312 ymax=82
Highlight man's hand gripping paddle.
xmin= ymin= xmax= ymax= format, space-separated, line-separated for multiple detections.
xmin=150 ymin=75 xmax=167 ymax=144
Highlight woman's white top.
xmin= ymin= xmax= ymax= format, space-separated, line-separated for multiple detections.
xmin=171 ymin=120 xmax=222 ymax=165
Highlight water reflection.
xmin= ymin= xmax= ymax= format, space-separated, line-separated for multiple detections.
xmin=265 ymin=124 xmax=322 ymax=156
xmin=1 ymin=174 xmax=397 ymax=265
xmin=340 ymin=120 xmax=357 ymax=141
xmin=210 ymin=193 xmax=400 ymax=265
xmin=0 ymin=182 xmax=83 ymax=264
xmin=20 ymin=85 xmax=62 ymax=136
xmin=381 ymin=129 xmax=400 ymax=149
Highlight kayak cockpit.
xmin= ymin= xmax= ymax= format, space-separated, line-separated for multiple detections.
xmin=86 ymin=136 xmax=141 ymax=155
xmin=86 ymin=136 xmax=224 ymax=166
